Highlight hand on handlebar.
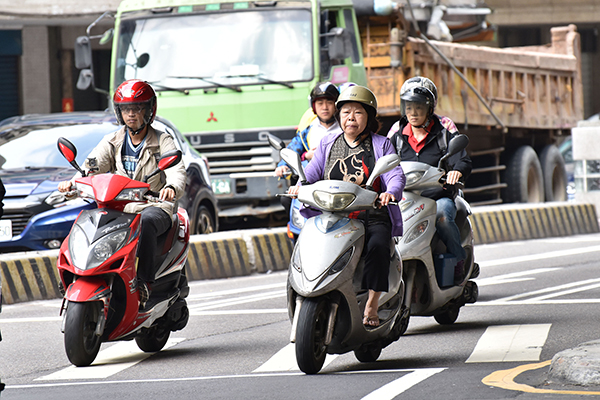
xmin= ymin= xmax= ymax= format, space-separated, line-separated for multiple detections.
xmin=287 ymin=185 xmax=300 ymax=198
xmin=376 ymin=192 xmax=396 ymax=208
xmin=445 ymin=170 xmax=463 ymax=185
xmin=275 ymin=166 xmax=290 ymax=178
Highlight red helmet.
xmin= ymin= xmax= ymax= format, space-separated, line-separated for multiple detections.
xmin=113 ymin=80 xmax=157 ymax=127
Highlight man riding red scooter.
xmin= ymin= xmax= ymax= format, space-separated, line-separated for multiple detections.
xmin=56 ymin=80 xmax=190 ymax=366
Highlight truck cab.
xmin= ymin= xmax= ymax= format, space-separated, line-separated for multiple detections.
xmin=109 ymin=0 xmax=367 ymax=222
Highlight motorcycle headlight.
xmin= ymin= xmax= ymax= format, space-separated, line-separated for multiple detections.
xmin=70 ymin=226 xmax=129 ymax=270
xmin=313 ymin=191 xmax=355 ymax=211
xmin=76 ymin=182 xmax=95 ymax=200
xmin=405 ymin=171 xmax=425 ymax=186
xmin=404 ymin=220 xmax=429 ymax=244
xmin=116 ymin=188 xmax=147 ymax=201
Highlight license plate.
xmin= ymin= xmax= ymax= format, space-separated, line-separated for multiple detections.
xmin=0 ymin=219 xmax=12 ymax=241
xmin=211 ymin=178 xmax=231 ymax=195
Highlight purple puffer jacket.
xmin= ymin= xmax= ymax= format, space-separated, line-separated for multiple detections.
xmin=300 ymin=132 xmax=406 ymax=237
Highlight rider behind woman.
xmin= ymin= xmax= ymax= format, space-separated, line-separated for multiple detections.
xmin=388 ymin=77 xmax=472 ymax=284
xmin=288 ymin=85 xmax=405 ymax=327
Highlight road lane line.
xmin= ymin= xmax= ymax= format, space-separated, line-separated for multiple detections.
xmin=37 ymin=338 xmax=184 ymax=381
xmin=361 ymin=368 xmax=446 ymax=400
xmin=191 ymin=309 xmax=287 ymax=315
xmin=188 ymin=290 xmax=286 ymax=312
xmin=477 ymin=245 xmax=600 ymax=268
xmin=187 ymin=282 xmax=286 ymax=300
xmin=466 ymin=324 xmax=551 ymax=363
xmin=526 ymin=282 xmax=600 ymax=302
xmin=487 ymin=278 xmax=600 ymax=303
xmin=475 ymin=268 xmax=559 ymax=287
xmin=253 ymin=343 xmax=338 ymax=372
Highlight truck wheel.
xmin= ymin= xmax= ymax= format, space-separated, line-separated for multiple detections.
xmin=539 ymin=145 xmax=567 ymax=202
xmin=503 ymin=146 xmax=544 ymax=203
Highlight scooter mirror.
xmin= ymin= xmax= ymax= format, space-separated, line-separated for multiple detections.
xmin=280 ymin=148 xmax=307 ymax=184
xmin=57 ymin=137 xmax=86 ymax=176
xmin=438 ymin=134 xmax=469 ymax=170
xmin=447 ymin=134 xmax=469 ymax=157
xmin=143 ymin=150 xmax=182 ymax=182
xmin=365 ymin=154 xmax=400 ymax=188
xmin=266 ymin=133 xmax=285 ymax=151
xmin=157 ymin=150 xmax=182 ymax=171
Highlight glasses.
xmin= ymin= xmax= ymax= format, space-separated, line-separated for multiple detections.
xmin=120 ymin=105 xmax=145 ymax=114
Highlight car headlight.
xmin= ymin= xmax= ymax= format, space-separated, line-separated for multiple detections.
xmin=404 ymin=220 xmax=429 ymax=244
xmin=313 ymin=191 xmax=355 ymax=211
xmin=405 ymin=171 xmax=425 ymax=186
xmin=70 ymin=225 xmax=129 ymax=270
xmin=116 ymin=188 xmax=147 ymax=201
xmin=76 ymin=182 xmax=95 ymax=200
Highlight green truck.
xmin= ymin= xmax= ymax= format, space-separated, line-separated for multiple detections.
xmin=76 ymin=0 xmax=580 ymax=219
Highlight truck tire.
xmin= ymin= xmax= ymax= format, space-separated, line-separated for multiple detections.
xmin=503 ymin=145 xmax=544 ymax=203
xmin=539 ymin=145 xmax=567 ymax=202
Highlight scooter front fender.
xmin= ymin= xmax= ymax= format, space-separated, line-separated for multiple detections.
xmin=64 ymin=277 xmax=111 ymax=302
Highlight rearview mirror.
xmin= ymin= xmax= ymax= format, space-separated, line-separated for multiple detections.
xmin=365 ymin=154 xmax=400 ymax=188
xmin=280 ymin=148 xmax=307 ymax=184
xmin=143 ymin=150 xmax=182 ymax=182
xmin=74 ymin=36 xmax=92 ymax=69
xmin=76 ymin=69 xmax=94 ymax=90
xmin=327 ymin=27 xmax=352 ymax=60
xmin=57 ymin=137 xmax=86 ymax=176
xmin=267 ymin=133 xmax=286 ymax=151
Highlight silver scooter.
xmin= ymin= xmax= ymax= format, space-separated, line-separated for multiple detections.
xmin=397 ymin=134 xmax=479 ymax=326
xmin=276 ymin=144 xmax=409 ymax=375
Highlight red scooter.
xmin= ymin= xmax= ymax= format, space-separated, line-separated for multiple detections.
xmin=56 ymin=137 xmax=190 ymax=367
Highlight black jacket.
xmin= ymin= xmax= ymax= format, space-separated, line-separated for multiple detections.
xmin=390 ymin=116 xmax=472 ymax=200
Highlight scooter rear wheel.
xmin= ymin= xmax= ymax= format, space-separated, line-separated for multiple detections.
xmin=136 ymin=325 xmax=170 ymax=352
xmin=295 ymin=298 xmax=328 ymax=374
xmin=64 ymin=301 xmax=102 ymax=366
xmin=354 ymin=343 xmax=382 ymax=363
xmin=434 ymin=305 xmax=460 ymax=325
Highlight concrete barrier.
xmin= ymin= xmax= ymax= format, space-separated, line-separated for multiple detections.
xmin=1 ymin=202 xmax=598 ymax=305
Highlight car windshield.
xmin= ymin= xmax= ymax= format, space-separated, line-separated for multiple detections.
xmin=114 ymin=8 xmax=313 ymax=90
xmin=0 ymin=122 xmax=117 ymax=170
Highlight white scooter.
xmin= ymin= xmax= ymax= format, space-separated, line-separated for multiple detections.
xmin=397 ymin=134 xmax=479 ymax=326
xmin=276 ymin=143 xmax=409 ymax=375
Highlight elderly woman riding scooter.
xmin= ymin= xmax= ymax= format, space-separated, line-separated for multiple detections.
xmin=288 ymin=85 xmax=406 ymax=327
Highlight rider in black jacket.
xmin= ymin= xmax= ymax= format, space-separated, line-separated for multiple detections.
xmin=389 ymin=77 xmax=472 ymax=283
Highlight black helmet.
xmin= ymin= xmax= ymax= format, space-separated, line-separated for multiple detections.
xmin=400 ymin=86 xmax=436 ymax=118
xmin=310 ymin=82 xmax=339 ymax=113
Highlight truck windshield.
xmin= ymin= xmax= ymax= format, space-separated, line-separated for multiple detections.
xmin=115 ymin=9 xmax=312 ymax=91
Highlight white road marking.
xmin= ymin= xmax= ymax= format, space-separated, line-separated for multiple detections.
xmin=188 ymin=290 xmax=286 ymax=313
xmin=187 ymin=282 xmax=286 ymax=300
xmin=465 ymin=324 xmax=551 ymax=363
xmin=477 ymin=245 xmax=600 ymax=268
xmin=475 ymin=268 xmax=559 ymax=287
xmin=361 ymin=368 xmax=446 ymax=400
xmin=37 ymin=338 xmax=184 ymax=381
xmin=253 ymin=343 xmax=338 ymax=372
xmin=192 ymin=309 xmax=287 ymax=315
xmin=485 ymin=277 xmax=600 ymax=303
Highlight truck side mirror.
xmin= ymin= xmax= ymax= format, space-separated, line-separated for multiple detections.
xmin=76 ymin=69 xmax=94 ymax=91
xmin=327 ymin=27 xmax=352 ymax=60
xmin=74 ymin=36 xmax=92 ymax=69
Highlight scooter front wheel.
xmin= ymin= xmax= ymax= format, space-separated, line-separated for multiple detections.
xmin=64 ymin=301 xmax=102 ymax=366
xmin=295 ymin=297 xmax=328 ymax=374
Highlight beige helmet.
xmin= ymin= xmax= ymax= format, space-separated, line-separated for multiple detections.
xmin=336 ymin=85 xmax=377 ymax=114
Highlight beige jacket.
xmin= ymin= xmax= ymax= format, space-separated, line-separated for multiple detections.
xmin=74 ymin=126 xmax=186 ymax=215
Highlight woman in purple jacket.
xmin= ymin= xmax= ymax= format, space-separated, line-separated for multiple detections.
xmin=288 ymin=85 xmax=405 ymax=327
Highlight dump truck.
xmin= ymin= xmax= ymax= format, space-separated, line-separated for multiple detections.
xmin=75 ymin=0 xmax=581 ymax=221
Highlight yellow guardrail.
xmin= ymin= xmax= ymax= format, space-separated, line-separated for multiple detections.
xmin=0 ymin=202 xmax=597 ymax=305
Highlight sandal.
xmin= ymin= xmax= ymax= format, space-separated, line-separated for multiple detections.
xmin=363 ymin=315 xmax=380 ymax=327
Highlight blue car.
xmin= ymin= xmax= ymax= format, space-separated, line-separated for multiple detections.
xmin=0 ymin=111 xmax=218 ymax=252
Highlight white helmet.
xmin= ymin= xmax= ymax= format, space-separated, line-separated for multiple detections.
xmin=400 ymin=76 xmax=438 ymax=109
